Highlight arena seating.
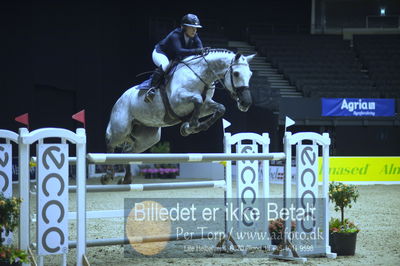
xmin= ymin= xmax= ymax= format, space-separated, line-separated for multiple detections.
xmin=353 ymin=34 xmax=400 ymax=98
xmin=199 ymin=19 xmax=229 ymax=49
xmin=249 ymin=74 xmax=280 ymax=111
xmin=249 ymin=34 xmax=386 ymax=98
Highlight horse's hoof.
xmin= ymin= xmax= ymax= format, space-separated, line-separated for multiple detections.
xmin=180 ymin=122 xmax=191 ymax=137
xmin=198 ymin=123 xmax=209 ymax=132
xmin=101 ymin=175 xmax=111 ymax=185
xmin=101 ymin=171 xmax=114 ymax=185
xmin=116 ymin=177 xmax=132 ymax=184
xmin=122 ymin=178 xmax=132 ymax=184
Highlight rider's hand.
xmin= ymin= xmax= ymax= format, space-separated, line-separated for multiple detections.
xmin=202 ymin=47 xmax=211 ymax=55
xmin=194 ymin=47 xmax=211 ymax=56
xmin=194 ymin=48 xmax=204 ymax=55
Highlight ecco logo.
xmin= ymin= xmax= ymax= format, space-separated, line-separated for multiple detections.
xmin=0 ymin=144 xmax=12 ymax=243
xmin=0 ymin=145 xmax=10 ymax=194
xmin=39 ymin=145 xmax=67 ymax=254
xmin=298 ymin=145 xmax=317 ymax=233
xmin=239 ymin=145 xmax=258 ymax=227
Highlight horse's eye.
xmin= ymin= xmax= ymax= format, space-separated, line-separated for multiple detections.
xmin=233 ymin=71 xmax=239 ymax=77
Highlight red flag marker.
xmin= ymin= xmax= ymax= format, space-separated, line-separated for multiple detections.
xmin=15 ymin=113 xmax=29 ymax=128
xmin=72 ymin=109 xmax=86 ymax=128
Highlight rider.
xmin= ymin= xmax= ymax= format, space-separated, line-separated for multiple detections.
xmin=144 ymin=13 xmax=205 ymax=103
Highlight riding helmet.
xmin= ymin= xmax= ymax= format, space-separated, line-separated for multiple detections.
xmin=181 ymin=14 xmax=202 ymax=28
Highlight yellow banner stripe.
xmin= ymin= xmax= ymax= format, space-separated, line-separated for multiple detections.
xmin=318 ymin=157 xmax=400 ymax=182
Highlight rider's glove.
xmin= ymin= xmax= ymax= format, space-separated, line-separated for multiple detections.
xmin=194 ymin=47 xmax=211 ymax=56
xmin=194 ymin=48 xmax=204 ymax=55
xmin=202 ymin=47 xmax=211 ymax=55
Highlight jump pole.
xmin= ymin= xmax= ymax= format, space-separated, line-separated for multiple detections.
xmin=68 ymin=180 xmax=226 ymax=192
xmin=33 ymin=153 xmax=287 ymax=165
xmin=69 ymin=232 xmax=212 ymax=248
xmin=87 ymin=152 xmax=286 ymax=164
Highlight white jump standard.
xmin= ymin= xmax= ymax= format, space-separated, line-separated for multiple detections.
xmin=0 ymin=130 xmax=19 ymax=248
xmin=18 ymin=128 xmax=86 ymax=266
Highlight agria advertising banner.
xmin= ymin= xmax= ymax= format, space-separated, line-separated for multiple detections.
xmin=321 ymin=98 xmax=395 ymax=117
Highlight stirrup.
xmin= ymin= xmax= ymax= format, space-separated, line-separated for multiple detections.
xmin=144 ymin=88 xmax=156 ymax=103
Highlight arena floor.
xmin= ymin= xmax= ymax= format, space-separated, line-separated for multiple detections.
xmin=27 ymin=177 xmax=400 ymax=265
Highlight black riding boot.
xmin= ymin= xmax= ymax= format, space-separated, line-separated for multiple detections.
xmin=145 ymin=66 xmax=164 ymax=103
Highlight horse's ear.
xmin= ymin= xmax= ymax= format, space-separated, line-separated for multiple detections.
xmin=245 ymin=54 xmax=256 ymax=63
xmin=234 ymin=53 xmax=242 ymax=61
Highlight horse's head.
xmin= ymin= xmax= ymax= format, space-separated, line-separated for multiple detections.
xmin=223 ymin=53 xmax=255 ymax=112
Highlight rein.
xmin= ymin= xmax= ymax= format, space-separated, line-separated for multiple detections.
xmin=159 ymin=62 xmax=193 ymax=123
xmin=180 ymin=60 xmax=210 ymax=101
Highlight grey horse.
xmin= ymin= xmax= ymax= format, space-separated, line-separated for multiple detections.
xmin=103 ymin=49 xmax=255 ymax=184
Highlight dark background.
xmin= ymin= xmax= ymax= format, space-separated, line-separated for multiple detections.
xmin=1 ymin=0 xmax=399 ymax=155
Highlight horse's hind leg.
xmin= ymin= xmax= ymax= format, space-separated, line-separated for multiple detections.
xmin=100 ymin=134 xmax=120 ymax=184
xmin=118 ymin=142 xmax=135 ymax=185
xmin=118 ymin=125 xmax=162 ymax=184
xmin=101 ymin=102 xmax=133 ymax=184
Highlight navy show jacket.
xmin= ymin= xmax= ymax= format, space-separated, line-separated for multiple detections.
xmin=155 ymin=28 xmax=203 ymax=60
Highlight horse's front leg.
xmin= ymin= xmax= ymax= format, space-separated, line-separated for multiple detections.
xmin=196 ymin=100 xmax=226 ymax=132
xmin=180 ymin=98 xmax=226 ymax=136
xmin=180 ymin=96 xmax=203 ymax=137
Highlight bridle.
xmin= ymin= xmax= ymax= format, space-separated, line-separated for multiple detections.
xmin=223 ymin=58 xmax=250 ymax=99
xmin=181 ymin=52 xmax=250 ymax=100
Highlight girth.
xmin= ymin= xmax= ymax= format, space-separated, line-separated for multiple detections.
xmin=159 ymin=83 xmax=210 ymax=124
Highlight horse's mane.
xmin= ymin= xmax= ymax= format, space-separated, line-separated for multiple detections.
xmin=181 ymin=48 xmax=236 ymax=64
xmin=207 ymin=48 xmax=235 ymax=54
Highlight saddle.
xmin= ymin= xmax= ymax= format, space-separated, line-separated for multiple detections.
xmin=136 ymin=60 xmax=179 ymax=90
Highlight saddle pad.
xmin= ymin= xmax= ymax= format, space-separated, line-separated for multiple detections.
xmin=135 ymin=63 xmax=179 ymax=90
xmin=136 ymin=79 xmax=151 ymax=90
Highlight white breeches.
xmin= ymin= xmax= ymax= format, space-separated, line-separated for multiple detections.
xmin=152 ymin=49 xmax=169 ymax=71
